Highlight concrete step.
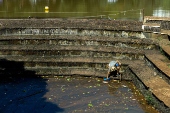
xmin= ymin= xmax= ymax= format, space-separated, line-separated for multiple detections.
xmin=0 ymin=55 xmax=143 ymax=80
xmin=0 ymin=55 xmax=135 ymax=70
xmin=159 ymin=39 xmax=170 ymax=60
xmin=142 ymin=23 xmax=161 ymax=33
xmin=25 ymin=67 xmax=116 ymax=77
xmin=0 ymin=65 xmax=126 ymax=79
xmin=0 ymin=35 xmax=158 ymax=50
xmin=0 ymin=45 xmax=145 ymax=60
xmin=22 ymin=67 xmax=127 ymax=80
xmin=161 ymin=45 xmax=170 ymax=59
xmin=144 ymin=16 xmax=170 ymax=35
xmin=145 ymin=50 xmax=170 ymax=85
xmin=0 ymin=19 xmax=143 ymax=32
xmin=0 ymin=55 xmax=138 ymax=64
xmin=129 ymin=60 xmax=170 ymax=111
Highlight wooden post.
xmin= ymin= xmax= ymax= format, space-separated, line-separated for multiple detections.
xmin=143 ymin=9 xmax=145 ymax=22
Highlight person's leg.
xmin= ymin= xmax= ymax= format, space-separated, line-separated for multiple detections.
xmin=107 ymin=71 xmax=110 ymax=79
xmin=117 ymin=66 xmax=120 ymax=75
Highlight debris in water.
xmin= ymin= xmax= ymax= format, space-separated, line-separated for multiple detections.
xmin=122 ymin=85 xmax=127 ymax=87
xmin=103 ymin=81 xmax=108 ymax=83
xmin=105 ymin=104 xmax=109 ymax=106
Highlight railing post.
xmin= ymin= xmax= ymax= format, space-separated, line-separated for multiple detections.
xmin=143 ymin=9 xmax=145 ymax=22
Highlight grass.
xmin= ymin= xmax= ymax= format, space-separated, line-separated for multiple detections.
xmin=145 ymin=93 xmax=154 ymax=105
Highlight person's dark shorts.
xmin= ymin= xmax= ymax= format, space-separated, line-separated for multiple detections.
xmin=109 ymin=70 xmax=117 ymax=77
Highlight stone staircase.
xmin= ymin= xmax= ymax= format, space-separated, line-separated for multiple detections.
xmin=0 ymin=34 xmax=156 ymax=79
xmin=0 ymin=19 xmax=170 ymax=112
xmin=136 ymin=16 xmax=170 ymax=112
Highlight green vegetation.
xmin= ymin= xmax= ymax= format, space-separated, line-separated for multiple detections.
xmin=145 ymin=92 xmax=154 ymax=105
xmin=88 ymin=101 xmax=93 ymax=107
xmin=158 ymin=37 xmax=163 ymax=41
xmin=159 ymin=47 xmax=165 ymax=56
xmin=167 ymin=64 xmax=170 ymax=68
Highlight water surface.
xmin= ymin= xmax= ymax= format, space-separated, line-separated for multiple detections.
xmin=0 ymin=76 xmax=159 ymax=112
xmin=0 ymin=0 xmax=170 ymax=20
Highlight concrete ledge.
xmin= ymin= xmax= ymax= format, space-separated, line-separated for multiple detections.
xmin=0 ymin=35 xmax=158 ymax=50
xmin=145 ymin=50 xmax=170 ymax=85
xmin=0 ymin=19 xmax=143 ymax=31
xmin=129 ymin=66 xmax=170 ymax=113
xmin=0 ymin=45 xmax=145 ymax=60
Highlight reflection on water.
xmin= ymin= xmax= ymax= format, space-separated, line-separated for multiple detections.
xmin=153 ymin=9 xmax=170 ymax=17
xmin=107 ymin=0 xmax=118 ymax=3
xmin=0 ymin=0 xmax=170 ymax=20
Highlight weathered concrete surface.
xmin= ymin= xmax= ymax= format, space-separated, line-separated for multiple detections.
xmin=145 ymin=50 xmax=170 ymax=79
xmin=159 ymin=39 xmax=170 ymax=59
xmin=143 ymin=16 xmax=170 ymax=35
xmin=0 ymin=35 xmax=158 ymax=50
xmin=129 ymin=63 xmax=170 ymax=112
xmin=129 ymin=64 xmax=170 ymax=113
xmin=0 ymin=55 xmax=140 ymax=80
xmin=0 ymin=19 xmax=143 ymax=31
xmin=141 ymin=17 xmax=170 ymax=112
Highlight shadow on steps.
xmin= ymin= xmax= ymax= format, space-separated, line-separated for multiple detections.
xmin=0 ymin=58 xmax=64 ymax=113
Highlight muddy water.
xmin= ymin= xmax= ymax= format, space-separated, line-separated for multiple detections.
xmin=44 ymin=76 xmax=158 ymax=113
xmin=0 ymin=76 xmax=158 ymax=113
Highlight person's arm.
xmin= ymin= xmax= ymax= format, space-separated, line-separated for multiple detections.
xmin=116 ymin=60 xmax=121 ymax=75
xmin=117 ymin=60 xmax=121 ymax=66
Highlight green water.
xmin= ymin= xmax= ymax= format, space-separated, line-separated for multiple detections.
xmin=0 ymin=0 xmax=170 ymax=20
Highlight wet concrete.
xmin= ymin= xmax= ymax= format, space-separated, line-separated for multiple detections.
xmin=0 ymin=76 xmax=158 ymax=113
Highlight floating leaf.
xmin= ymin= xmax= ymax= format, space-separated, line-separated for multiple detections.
xmin=97 ymin=84 xmax=100 ymax=86
xmin=88 ymin=104 xmax=93 ymax=107
xmin=125 ymin=107 xmax=128 ymax=110
xmin=105 ymin=104 xmax=109 ymax=106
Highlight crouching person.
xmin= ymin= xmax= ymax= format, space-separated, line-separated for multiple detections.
xmin=107 ymin=60 xmax=121 ymax=80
